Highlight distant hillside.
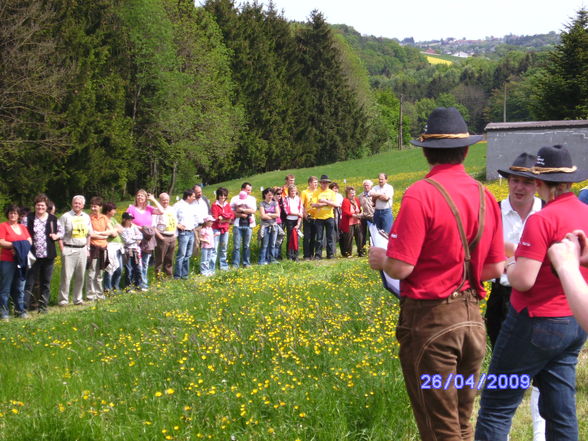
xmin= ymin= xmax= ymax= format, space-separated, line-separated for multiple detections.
xmin=332 ymin=24 xmax=428 ymax=76
xmin=404 ymin=32 xmax=559 ymax=58
xmin=333 ymin=24 xmax=558 ymax=70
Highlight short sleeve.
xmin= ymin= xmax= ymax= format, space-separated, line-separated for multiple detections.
xmin=386 ymin=194 xmax=426 ymax=265
xmin=515 ymin=213 xmax=550 ymax=263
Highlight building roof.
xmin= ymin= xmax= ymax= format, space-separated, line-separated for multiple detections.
xmin=485 ymin=120 xmax=588 ymax=131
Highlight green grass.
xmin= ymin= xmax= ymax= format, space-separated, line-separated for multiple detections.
xmin=0 ymin=259 xmax=418 ymax=440
xmin=205 ymin=142 xmax=488 ymax=202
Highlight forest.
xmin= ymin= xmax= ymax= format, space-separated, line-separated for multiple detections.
xmin=1 ymin=0 xmax=587 ymax=205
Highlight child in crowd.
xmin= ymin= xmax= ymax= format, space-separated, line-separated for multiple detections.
xmin=120 ymin=212 xmax=143 ymax=289
xmin=199 ymin=215 xmax=217 ymax=276
xmin=234 ymin=191 xmax=253 ymax=226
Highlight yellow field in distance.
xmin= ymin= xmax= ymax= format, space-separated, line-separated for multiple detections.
xmin=425 ymin=55 xmax=453 ymax=65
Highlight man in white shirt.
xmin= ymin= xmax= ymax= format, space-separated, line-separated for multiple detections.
xmin=173 ymin=189 xmax=199 ymax=279
xmin=369 ymin=173 xmax=394 ymax=234
xmin=487 ymin=152 xmax=545 ymax=441
xmin=191 ymin=184 xmax=211 ymax=257
xmin=230 ymin=182 xmax=257 ymax=268
xmin=58 ymin=195 xmax=93 ymax=306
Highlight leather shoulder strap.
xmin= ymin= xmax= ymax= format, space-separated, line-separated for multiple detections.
xmin=425 ymin=178 xmax=486 ymax=293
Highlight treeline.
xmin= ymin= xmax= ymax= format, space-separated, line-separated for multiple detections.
xmin=0 ymin=0 xmax=382 ymax=206
xmin=335 ymin=9 xmax=588 ymax=135
xmin=2 ymin=1 xmax=586 ymax=206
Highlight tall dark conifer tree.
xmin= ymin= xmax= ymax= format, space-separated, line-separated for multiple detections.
xmin=531 ymin=8 xmax=588 ymax=119
xmin=296 ymin=11 xmax=368 ymax=164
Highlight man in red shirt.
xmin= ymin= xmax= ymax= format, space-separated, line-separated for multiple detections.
xmin=369 ymin=107 xmax=504 ymax=441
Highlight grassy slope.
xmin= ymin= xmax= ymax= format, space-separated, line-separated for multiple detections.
xmin=208 ymin=143 xmax=487 ymax=201
xmin=1 ymin=143 xmax=587 ymax=440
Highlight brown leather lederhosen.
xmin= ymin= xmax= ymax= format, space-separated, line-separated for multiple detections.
xmin=396 ymin=178 xmax=488 ymax=441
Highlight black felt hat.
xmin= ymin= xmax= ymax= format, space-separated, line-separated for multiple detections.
xmin=410 ymin=107 xmax=483 ymax=148
xmin=319 ymin=174 xmax=331 ymax=183
xmin=497 ymin=152 xmax=538 ymax=179
xmin=514 ymin=145 xmax=588 ymax=183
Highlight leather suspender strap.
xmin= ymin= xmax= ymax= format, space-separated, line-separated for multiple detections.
xmin=424 ymin=178 xmax=486 ymax=295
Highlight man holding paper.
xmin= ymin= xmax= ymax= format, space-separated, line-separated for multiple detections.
xmin=369 ymin=107 xmax=504 ymax=441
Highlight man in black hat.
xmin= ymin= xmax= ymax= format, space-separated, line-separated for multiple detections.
xmin=310 ymin=175 xmax=338 ymax=259
xmin=369 ymin=107 xmax=504 ymax=441
xmin=489 ymin=153 xmax=546 ymax=441
xmin=487 ymin=153 xmax=543 ymax=347
xmin=475 ymin=145 xmax=588 ymax=441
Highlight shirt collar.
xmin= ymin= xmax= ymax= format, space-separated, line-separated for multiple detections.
xmin=503 ymin=196 xmax=543 ymax=216
xmin=545 ymin=192 xmax=576 ymax=206
xmin=425 ymin=163 xmax=466 ymax=178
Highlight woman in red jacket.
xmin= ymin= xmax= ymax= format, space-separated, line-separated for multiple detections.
xmin=0 ymin=204 xmax=32 ymax=320
xmin=211 ymin=187 xmax=235 ymax=271
xmin=340 ymin=186 xmax=363 ymax=257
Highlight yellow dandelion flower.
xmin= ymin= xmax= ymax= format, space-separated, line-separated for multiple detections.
xmin=165 ymin=388 xmax=175 ymax=395
xmin=154 ymin=391 xmax=163 ymax=397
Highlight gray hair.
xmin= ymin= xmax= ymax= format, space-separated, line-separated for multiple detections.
xmin=72 ymin=195 xmax=85 ymax=205
xmin=362 ymin=179 xmax=373 ymax=186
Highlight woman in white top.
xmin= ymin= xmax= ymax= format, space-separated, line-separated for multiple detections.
xmin=283 ymin=185 xmax=303 ymax=261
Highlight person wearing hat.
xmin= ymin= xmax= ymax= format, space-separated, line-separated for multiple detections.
xmin=475 ymin=145 xmax=588 ymax=441
xmin=310 ymin=175 xmax=338 ymax=259
xmin=199 ymin=215 xmax=217 ymax=276
xmin=369 ymin=107 xmax=504 ymax=441
xmin=487 ymin=153 xmax=543 ymax=347
xmin=488 ymin=153 xmax=546 ymax=441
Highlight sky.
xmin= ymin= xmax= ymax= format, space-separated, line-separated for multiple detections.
xmin=251 ymin=0 xmax=586 ymax=41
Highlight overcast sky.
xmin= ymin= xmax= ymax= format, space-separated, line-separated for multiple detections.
xmin=250 ymin=0 xmax=586 ymax=41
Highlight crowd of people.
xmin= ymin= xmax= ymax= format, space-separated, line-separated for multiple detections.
xmin=0 ymin=174 xmax=394 ymax=319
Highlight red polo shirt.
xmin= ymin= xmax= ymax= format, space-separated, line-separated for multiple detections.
xmin=387 ymin=164 xmax=504 ymax=299
xmin=511 ymin=192 xmax=588 ymax=317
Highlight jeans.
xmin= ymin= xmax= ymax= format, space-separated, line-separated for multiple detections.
xmin=374 ymin=208 xmax=393 ymax=235
xmin=214 ymin=230 xmax=229 ymax=271
xmin=475 ymin=306 xmax=587 ymax=441
xmin=232 ymin=226 xmax=252 ymax=267
xmin=25 ymin=257 xmax=55 ymax=311
xmin=0 ymin=261 xmax=26 ymax=317
xmin=124 ymin=251 xmax=142 ymax=288
xmin=303 ymin=218 xmax=314 ymax=258
xmin=258 ymin=225 xmax=278 ymax=264
xmin=140 ymin=253 xmax=151 ymax=289
xmin=313 ymin=218 xmax=335 ymax=259
xmin=174 ymin=230 xmax=194 ymax=279
xmin=200 ymin=247 xmax=216 ymax=275
xmin=103 ymin=249 xmax=122 ymax=291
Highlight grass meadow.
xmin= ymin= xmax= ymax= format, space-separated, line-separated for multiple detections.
xmin=1 ymin=143 xmax=587 ymax=440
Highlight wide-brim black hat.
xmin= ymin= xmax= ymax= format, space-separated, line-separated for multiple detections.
xmin=410 ymin=107 xmax=483 ymax=148
xmin=497 ymin=152 xmax=538 ymax=179
xmin=514 ymin=145 xmax=588 ymax=183
xmin=319 ymin=174 xmax=331 ymax=183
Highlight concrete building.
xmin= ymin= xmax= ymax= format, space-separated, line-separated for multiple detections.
xmin=485 ymin=120 xmax=588 ymax=180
